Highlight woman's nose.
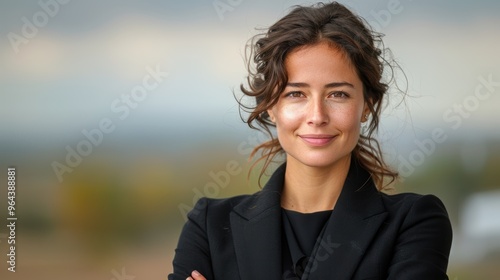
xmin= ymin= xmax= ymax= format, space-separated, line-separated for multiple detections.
xmin=307 ymin=99 xmax=329 ymax=126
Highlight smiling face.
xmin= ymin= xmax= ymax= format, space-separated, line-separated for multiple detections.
xmin=268 ymin=41 xmax=369 ymax=170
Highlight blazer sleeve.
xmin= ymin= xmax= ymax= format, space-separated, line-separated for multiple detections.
xmin=168 ymin=198 xmax=214 ymax=280
xmin=387 ymin=194 xmax=453 ymax=279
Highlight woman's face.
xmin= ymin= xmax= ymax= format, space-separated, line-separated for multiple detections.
xmin=268 ymin=41 xmax=369 ymax=169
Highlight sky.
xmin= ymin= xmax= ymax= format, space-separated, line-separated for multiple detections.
xmin=0 ymin=0 xmax=499 ymax=170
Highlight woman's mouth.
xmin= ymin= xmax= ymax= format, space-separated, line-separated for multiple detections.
xmin=299 ymin=134 xmax=336 ymax=146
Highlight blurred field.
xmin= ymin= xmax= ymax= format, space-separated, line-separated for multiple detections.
xmin=0 ymin=138 xmax=499 ymax=279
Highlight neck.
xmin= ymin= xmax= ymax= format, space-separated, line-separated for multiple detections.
xmin=281 ymin=155 xmax=351 ymax=213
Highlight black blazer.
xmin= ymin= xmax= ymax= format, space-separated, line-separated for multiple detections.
xmin=169 ymin=161 xmax=452 ymax=280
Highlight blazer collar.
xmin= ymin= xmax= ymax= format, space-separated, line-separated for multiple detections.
xmin=230 ymin=159 xmax=388 ymax=280
xmin=303 ymin=159 xmax=388 ymax=279
xmin=232 ymin=163 xmax=285 ymax=220
xmin=230 ymin=163 xmax=285 ymax=280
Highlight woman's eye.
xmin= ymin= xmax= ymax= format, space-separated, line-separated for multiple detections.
xmin=285 ymin=91 xmax=304 ymax=98
xmin=330 ymin=91 xmax=349 ymax=98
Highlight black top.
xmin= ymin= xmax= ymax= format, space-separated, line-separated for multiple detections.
xmin=282 ymin=208 xmax=333 ymax=279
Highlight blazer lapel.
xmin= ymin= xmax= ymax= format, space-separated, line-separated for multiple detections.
xmin=304 ymin=160 xmax=388 ymax=280
xmin=230 ymin=164 xmax=286 ymax=280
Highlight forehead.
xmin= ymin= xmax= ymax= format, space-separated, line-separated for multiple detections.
xmin=284 ymin=41 xmax=360 ymax=83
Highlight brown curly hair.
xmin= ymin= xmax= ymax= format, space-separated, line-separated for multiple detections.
xmin=239 ymin=2 xmax=402 ymax=189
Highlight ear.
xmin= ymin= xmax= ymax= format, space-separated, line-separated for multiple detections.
xmin=267 ymin=109 xmax=276 ymax=123
xmin=362 ymin=101 xmax=371 ymax=122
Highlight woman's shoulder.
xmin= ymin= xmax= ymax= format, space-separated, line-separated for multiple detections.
xmin=199 ymin=193 xmax=255 ymax=210
xmin=378 ymin=191 xmax=450 ymax=221
xmin=380 ymin=191 xmax=446 ymax=207
xmin=187 ymin=193 xmax=258 ymax=221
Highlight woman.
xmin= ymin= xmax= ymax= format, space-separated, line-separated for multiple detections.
xmin=169 ymin=2 xmax=452 ymax=280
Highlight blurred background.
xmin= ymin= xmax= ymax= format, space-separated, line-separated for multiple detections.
xmin=0 ymin=0 xmax=499 ymax=279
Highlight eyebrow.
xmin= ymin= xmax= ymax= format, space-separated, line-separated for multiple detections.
xmin=286 ymin=82 xmax=355 ymax=89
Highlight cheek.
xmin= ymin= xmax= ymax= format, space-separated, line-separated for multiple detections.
xmin=272 ymin=103 xmax=304 ymax=128
xmin=332 ymin=105 xmax=363 ymax=132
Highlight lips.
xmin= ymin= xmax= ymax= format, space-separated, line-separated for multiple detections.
xmin=299 ymin=134 xmax=336 ymax=146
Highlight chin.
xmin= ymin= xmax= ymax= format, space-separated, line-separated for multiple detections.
xmin=288 ymin=153 xmax=352 ymax=169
